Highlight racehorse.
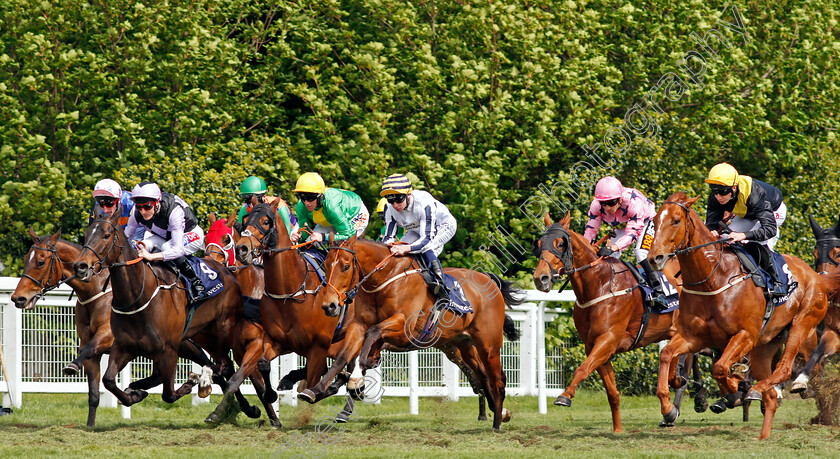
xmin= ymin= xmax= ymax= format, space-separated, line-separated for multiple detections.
xmin=789 ymin=215 xmax=840 ymax=394
xmin=9 ymin=227 xmax=255 ymax=426
xmin=208 ymin=201 xmax=358 ymax=423
xmin=532 ymin=213 xmax=700 ymax=432
xmin=647 ymin=193 xmax=836 ymax=439
xmin=71 ymin=206 xmax=277 ymax=422
xmin=299 ymin=232 xmax=523 ymax=432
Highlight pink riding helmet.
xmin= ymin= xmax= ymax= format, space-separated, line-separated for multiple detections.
xmin=594 ymin=176 xmax=624 ymax=201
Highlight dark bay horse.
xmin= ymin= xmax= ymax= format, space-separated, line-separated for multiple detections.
xmin=789 ymin=215 xmax=840 ymax=393
xmin=300 ymin=233 xmax=523 ymax=432
xmin=647 ymin=193 xmax=837 ymax=439
xmin=71 ymin=207 xmax=277 ymax=421
xmin=532 ymin=213 xmax=698 ymax=432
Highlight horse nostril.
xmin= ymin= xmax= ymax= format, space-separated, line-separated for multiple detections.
xmin=540 ymin=275 xmax=550 ymax=284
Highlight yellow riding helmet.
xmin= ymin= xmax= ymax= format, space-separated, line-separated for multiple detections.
xmin=375 ymin=197 xmax=388 ymax=213
xmin=380 ymin=173 xmax=413 ymax=197
xmin=705 ymin=163 xmax=739 ymax=186
xmin=292 ymin=172 xmax=326 ymax=194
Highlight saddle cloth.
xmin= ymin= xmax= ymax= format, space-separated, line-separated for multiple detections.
xmin=441 ymin=274 xmax=473 ymax=314
xmin=181 ymin=256 xmax=225 ymax=304
xmin=730 ymin=244 xmax=794 ymax=306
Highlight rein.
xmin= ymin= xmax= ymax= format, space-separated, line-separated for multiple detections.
xmin=22 ymin=242 xmax=75 ymax=302
xmin=659 ymin=200 xmax=730 ymax=287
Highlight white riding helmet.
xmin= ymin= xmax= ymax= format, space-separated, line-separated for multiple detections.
xmin=92 ymin=179 xmax=122 ymax=199
xmin=131 ymin=182 xmax=162 ymax=202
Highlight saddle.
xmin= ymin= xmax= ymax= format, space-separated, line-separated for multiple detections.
xmin=619 ymin=260 xmax=679 ymax=313
xmin=411 ymin=254 xmax=472 ymax=314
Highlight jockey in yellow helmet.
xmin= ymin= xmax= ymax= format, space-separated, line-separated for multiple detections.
xmin=290 ymin=172 xmax=369 ymax=244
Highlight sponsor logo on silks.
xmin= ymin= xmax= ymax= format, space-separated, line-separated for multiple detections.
xmin=185 ymin=232 xmax=201 ymax=243
xmin=641 ymin=234 xmax=654 ymax=251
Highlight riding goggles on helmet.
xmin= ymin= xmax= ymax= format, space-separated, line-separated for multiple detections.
xmin=296 ymin=192 xmax=320 ymax=202
xmin=385 ymin=194 xmax=407 ymax=204
xmin=134 ymin=199 xmax=157 ymax=210
xmin=599 ymin=198 xmax=620 ymax=207
xmin=709 ymin=184 xmax=733 ymax=196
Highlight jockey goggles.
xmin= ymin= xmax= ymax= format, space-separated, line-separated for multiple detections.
xmin=385 ymin=193 xmax=407 ymax=204
xmin=709 ymin=184 xmax=733 ymax=196
xmin=95 ymin=196 xmax=118 ymax=208
xmin=134 ymin=199 xmax=157 ymax=210
xmin=241 ymin=194 xmax=256 ymax=205
xmin=296 ymin=192 xmax=320 ymax=202
xmin=599 ymin=198 xmax=620 ymax=207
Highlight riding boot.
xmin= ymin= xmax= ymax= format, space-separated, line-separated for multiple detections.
xmin=421 ymin=251 xmax=449 ymax=302
xmin=640 ymin=259 xmax=671 ymax=310
xmin=173 ymin=256 xmax=209 ymax=303
xmin=759 ymin=247 xmax=787 ymax=297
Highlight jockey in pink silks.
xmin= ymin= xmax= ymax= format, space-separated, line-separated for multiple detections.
xmin=583 ymin=176 xmax=670 ymax=309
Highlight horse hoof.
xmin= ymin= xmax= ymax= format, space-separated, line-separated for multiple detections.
xmin=745 ymin=389 xmax=762 ymax=401
xmin=659 ymin=406 xmax=679 ymax=427
xmin=694 ymin=396 xmax=709 ymax=413
xmin=501 ymin=408 xmax=511 ymax=423
xmin=264 ymin=390 xmax=278 ymax=405
xmin=553 ymin=395 xmax=572 ymax=407
xmin=493 ymin=426 xmax=502 ymax=433
xmin=198 ymin=385 xmax=212 ymax=398
xmin=710 ymin=398 xmax=727 ymax=414
xmin=298 ymin=389 xmax=317 ymax=404
xmin=271 ymin=419 xmax=282 ymax=429
xmin=348 ymin=385 xmax=365 ymax=401
xmin=790 ymin=382 xmax=807 ymax=394
xmin=724 ymin=391 xmax=742 ymax=409
xmin=278 ymin=377 xmax=296 ymax=391
xmin=335 ymin=410 xmax=351 ymax=423
xmin=62 ymin=362 xmax=80 ymax=376
xmin=205 ymin=412 xmax=220 ymax=424
xmin=477 ymin=414 xmax=488 ymax=421
xmin=244 ymin=405 xmax=261 ymax=419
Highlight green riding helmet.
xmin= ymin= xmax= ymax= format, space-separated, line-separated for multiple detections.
xmin=240 ymin=176 xmax=268 ymax=196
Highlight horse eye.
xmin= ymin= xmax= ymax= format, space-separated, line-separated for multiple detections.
xmin=672 ymin=219 xmax=681 ymax=226
xmin=343 ymin=264 xmax=351 ymax=272
xmin=37 ymin=260 xmax=45 ymax=268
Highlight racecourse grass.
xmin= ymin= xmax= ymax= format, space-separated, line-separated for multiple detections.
xmin=1 ymin=391 xmax=839 ymax=458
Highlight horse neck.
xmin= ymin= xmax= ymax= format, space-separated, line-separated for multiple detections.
xmin=106 ymin=229 xmax=147 ymax=303
xmin=56 ymin=240 xmax=104 ymax=297
xmin=353 ymin=241 xmax=411 ymax=288
xmin=568 ymin=230 xmax=622 ymax=295
xmin=263 ymin=218 xmax=309 ymax=293
xmin=676 ymin=208 xmax=728 ymax=284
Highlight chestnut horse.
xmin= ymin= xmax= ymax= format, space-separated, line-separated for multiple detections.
xmin=647 ymin=193 xmax=836 ymax=439
xmin=299 ymin=233 xmax=523 ymax=432
xmin=532 ymin=213 xmax=698 ymax=432
xmin=10 ymin=228 xmax=259 ymax=426
xmin=789 ymin=215 xmax=840 ymax=393
xmin=71 ymin=207 xmax=276 ymax=421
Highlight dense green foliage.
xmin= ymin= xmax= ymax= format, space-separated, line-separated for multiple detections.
xmin=2 ymin=0 xmax=839 ymax=279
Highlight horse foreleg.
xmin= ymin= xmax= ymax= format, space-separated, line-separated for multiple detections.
xmin=65 ymin=328 xmax=113 ymax=377
xmin=359 ymin=315 xmax=407 ymax=370
xmin=672 ymin=354 xmax=689 ymax=414
xmin=657 ymin=334 xmax=691 ymax=424
xmin=752 ymin=320 xmax=816 ymax=395
xmin=595 ymin=362 xmax=622 ymax=433
xmin=555 ymin=333 xmax=620 ymax=407
xmin=82 ymin=357 xmax=101 ymax=427
xmin=690 ymin=353 xmax=709 ymax=412
xmin=160 ymin=349 xmax=197 ymax=403
xmin=102 ymin=345 xmax=147 ymax=406
xmin=713 ymin=330 xmax=755 ymax=401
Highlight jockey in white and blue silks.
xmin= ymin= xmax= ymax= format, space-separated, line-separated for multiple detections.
xmin=124 ymin=181 xmax=209 ymax=302
xmin=380 ymin=174 xmax=457 ymax=300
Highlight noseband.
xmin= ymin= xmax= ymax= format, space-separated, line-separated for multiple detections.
xmin=532 ymin=225 xmax=575 ymax=281
xmin=22 ymin=240 xmax=71 ymax=299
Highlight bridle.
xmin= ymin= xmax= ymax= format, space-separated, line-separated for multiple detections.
xmin=22 ymin=239 xmax=73 ymax=300
xmin=814 ymin=236 xmax=840 ymax=274
xmin=658 ymin=201 xmax=729 ymax=287
xmin=205 ymin=238 xmax=235 ymax=268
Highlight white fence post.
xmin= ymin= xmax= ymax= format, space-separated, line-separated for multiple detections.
xmin=441 ymin=356 xmax=459 ymax=402
xmin=364 ymin=366 xmax=382 ymax=404
xmin=409 ymin=350 xmax=419 ymax=415
xmin=2 ymin=300 xmax=22 ymax=409
xmin=537 ymin=301 xmax=548 ymax=414
xmin=120 ymin=362 xmax=131 ymax=419
xmin=519 ymin=303 xmax=535 ymax=397
xmin=270 ymin=356 xmax=280 ymax=412
xmin=278 ymin=354 xmax=298 ymax=406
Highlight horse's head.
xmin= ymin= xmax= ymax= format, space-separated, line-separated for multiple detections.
xmin=12 ymin=227 xmax=64 ymax=310
xmin=205 ymin=213 xmax=236 ymax=267
xmin=649 ymin=192 xmax=699 ymax=270
xmin=532 ymin=213 xmax=576 ymax=292
xmin=74 ymin=203 xmax=124 ymax=281
xmin=322 ymin=233 xmax=359 ymax=317
xmin=235 ymin=201 xmax=279 ymax=265
xmin=810 ymin=214 xmax=840 ymax=273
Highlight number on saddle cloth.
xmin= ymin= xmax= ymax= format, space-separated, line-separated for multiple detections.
xmin=180 ymin=256 xmax=225 ymax=304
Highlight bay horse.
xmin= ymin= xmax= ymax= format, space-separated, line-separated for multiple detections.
xmin=208 ymin=201 xmax=357 ymax=423
xmin=299 ymin=233 xmax=523 ymax=432
xmin=10 ymin=227 xmax=256 ymax=426
xmin=71 ymin=206 xmax=277 ymax=422
xmin=532 ymin=213 xmax=699 ymax=432
xmin=647 ymin=192 xmax=836 ymax=439
xmin=789 ymin=215 xmax=840 ymax=393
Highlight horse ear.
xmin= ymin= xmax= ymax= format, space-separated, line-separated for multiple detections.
xmin=29 ymin=226 xmax=39 ymax=241
xmin=685 ymin=196 xmax=700 ymax=207
xmin=543 ymin=213 xmax=553 ymax=227
xmin=559 ymin=212 xmax=571 ymax=229
xmin=809 ymin=215 xmax=824 ymax=237
xmin=329 ymin=232 xmax=335 ymax=246
xmin=270 ymin=197 xmax=281 ymax=212
xmin=51 ymin=227 xmax=62 ymax=241
xmin=226 ymin=209 xmax=237 ymax=228
xmin=208 ymin=212 xmax=217 ymax=224
xmin=110 ymin=204 xmax=121 ymax=223
xmin=349 ymin=233 xmax=357 ymax=244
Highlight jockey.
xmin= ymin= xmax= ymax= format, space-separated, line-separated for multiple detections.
xmin=705 ymin=162 xmax=787 ymax=296
xmin=90 ymin=179 xmax=135 ymax=228
xmin=375 ymin=197 xmax=404 ymax=241
xmin=124 ymin=181 xmax=209 ymax=302
xmin=236 ymin=176 xmax=297 ymax=235
xmin=380 ymin=174 xmax=457 ymax=301
xmin=583 ymin=176 xmax=670 ymax=309
xmin=290 ymin=172 xmax=370 ymax=245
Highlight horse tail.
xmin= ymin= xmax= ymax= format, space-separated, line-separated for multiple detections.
xmin=481 ymin=272 xmax=524 ymax=341
xmin=503 ymin=314 xmax=521 ymax=342
xmin=481 ymin=272 xmax=526 ymax=308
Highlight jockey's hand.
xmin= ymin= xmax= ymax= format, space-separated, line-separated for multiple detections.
xmin=137 ymin=246 xmax=162 ymax=262
xmin=710 ymin=230 xmax=719 ymax=238
xmin=390 ymin=244 xmax=411 ymax=256
xmin=290 ymin=231 xmax=301 ymax=243
xmin=596 ymin=246 xmax=614 ymax=258
xmin=726 ymin=232 xmax=747 ymax=243
xmin=309 ymin=232 xmax=324 ymax=243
